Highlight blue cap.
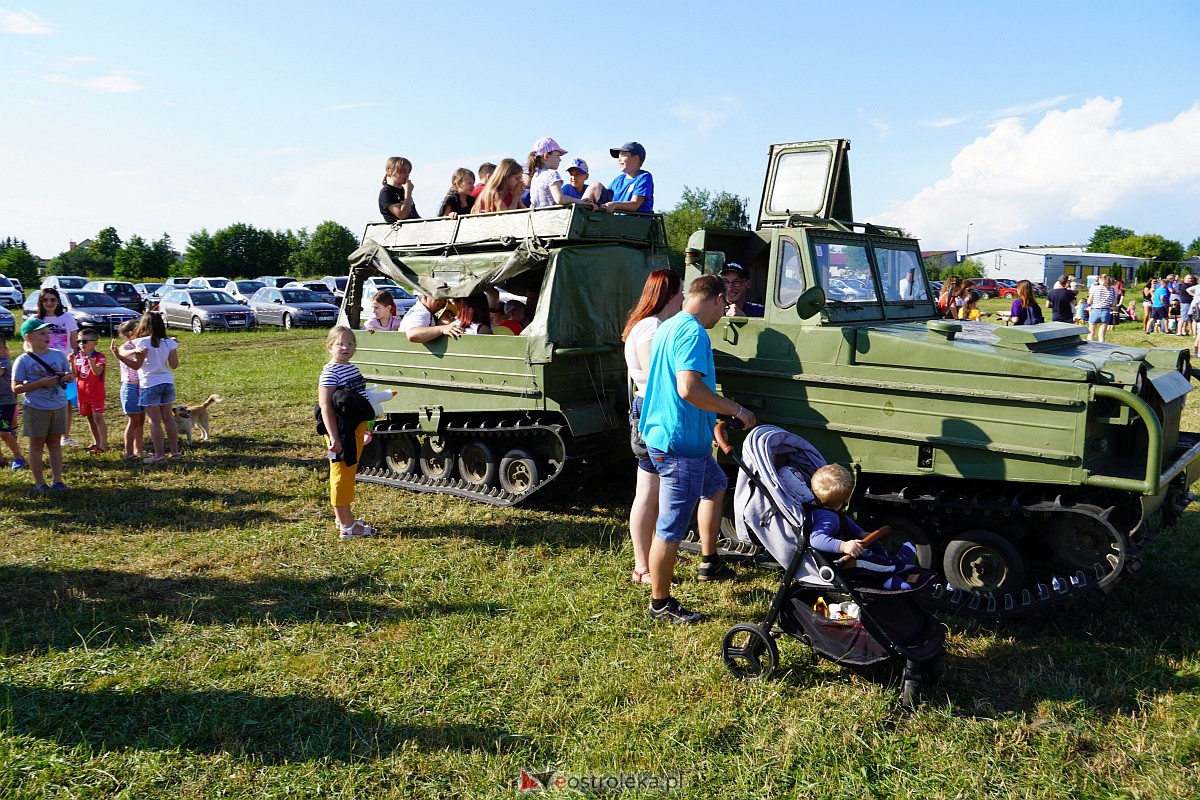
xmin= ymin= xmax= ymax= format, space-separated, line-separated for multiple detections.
xmin=609 ymin=141 xmax=646 ymax=161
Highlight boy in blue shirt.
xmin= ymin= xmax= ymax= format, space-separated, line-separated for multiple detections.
xmin=586 ymin=141 xmax=654 ymax=214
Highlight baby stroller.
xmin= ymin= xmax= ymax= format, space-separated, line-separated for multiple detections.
xmin=717 ymin=423 xmax=946 ymax=705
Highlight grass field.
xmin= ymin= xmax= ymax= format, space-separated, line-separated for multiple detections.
xmin=3 ymin=320 xmax=1200 ymax=799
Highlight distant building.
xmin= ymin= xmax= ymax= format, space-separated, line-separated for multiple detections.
xmin=963 ymin=247 xmax=1144 ymax=285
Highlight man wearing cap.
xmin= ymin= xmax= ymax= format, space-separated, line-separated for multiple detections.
xmin=586 ymin=141 xmax=653 ymax=214
xmin=401 ymin=292 xmax=462 ymax=344
xmin=11 ymin=317 xmax=73 ymax=491
xmin=1046 ymin=275 xmax=1076 ymax=324
xmin=721 ymin=263 xmax=764 ymax=317
xmin=561 ymin=157 xmax=590 ymax=200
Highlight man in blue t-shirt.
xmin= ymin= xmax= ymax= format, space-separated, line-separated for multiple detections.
xmin=587 ymin=141 xmax=653 ymax=214
xmin=639 ymin=275 xmax=758 ymax=624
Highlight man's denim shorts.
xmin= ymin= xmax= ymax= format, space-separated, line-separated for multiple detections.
xmin=648 ymin=448 xmax=728 ymax=542
xmin=139 ymin=382 xmax=176 ymax=408
xmin=121 ymin=382 xmax=144 ymax=415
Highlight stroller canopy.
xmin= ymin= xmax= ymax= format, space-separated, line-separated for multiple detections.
xmin=733 ymin=425 xmax=828 ymax=571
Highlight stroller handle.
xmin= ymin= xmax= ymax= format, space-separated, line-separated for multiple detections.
xmin=714 ymin=418 xmax=743 ymax=455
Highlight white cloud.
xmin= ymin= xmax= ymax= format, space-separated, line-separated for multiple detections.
xmin=869 ymin=119 xmax=892 ymax=138
xmin=264 ymin=146 xmax=303 ymax=157
xmin=670 ymin=95 xmax=743 ymax=134
xmin=319 ymin=102 xmax=378 ymax=112
xmin=920 ymin=115 xmax=971 ymax=128
xmin=62 ymin=55 xmax=98 ymax=63
xmin=874 ymin=97 xmax=1200 ymax=250
xmin=43 ymin=70 xmax=145 ymax=93
xmin=991 ymin=94 xmax=1073 ymax=119
xmin=0 ymin=8 xmax=55 ymax=34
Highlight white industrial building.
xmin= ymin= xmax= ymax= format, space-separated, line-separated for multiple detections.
xmin=965 ymin=246 xmax=1145 ymax=285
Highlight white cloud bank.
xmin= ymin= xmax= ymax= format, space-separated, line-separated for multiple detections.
xmin=876 ymin=97 xmax=1200 ymax=250
xmin=0 ymin=8 xmax=54 ymax=34
xmin=44 ymin=70 xmax=145 ymax=93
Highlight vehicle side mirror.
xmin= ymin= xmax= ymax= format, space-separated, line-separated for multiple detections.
xmin=273 ymin=299 xmax=283 ymax=304
xmin=180 ymin=301 xmax=190 ymax=307
xmin=795 ymin=286 xmax=826 ymax=319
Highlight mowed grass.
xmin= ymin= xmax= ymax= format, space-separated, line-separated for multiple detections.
xmin=3 ymin=323 xmax=1200 ymax=799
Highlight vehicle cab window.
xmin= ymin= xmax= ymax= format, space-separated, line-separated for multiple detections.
xmin=814 ymin=241 xmax=877 ymax=304
xmin=877 ymin=247 xmax=928 ymax=301
xmin=776 ymin=237 xmax=805 ymax=308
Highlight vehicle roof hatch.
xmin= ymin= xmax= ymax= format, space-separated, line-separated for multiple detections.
xmin=757 ymin=139 xmax=853 ymax=229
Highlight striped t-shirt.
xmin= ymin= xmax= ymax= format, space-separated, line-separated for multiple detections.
xmin=318 ymin=362 xmax=368 ymax=400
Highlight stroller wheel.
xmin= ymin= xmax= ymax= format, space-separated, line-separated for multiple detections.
xmin=721 ymin=624 xmax=779 ymax=681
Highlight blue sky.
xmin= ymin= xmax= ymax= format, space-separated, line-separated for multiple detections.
xmin=2 ymin=1 xmax=1198 ymax=261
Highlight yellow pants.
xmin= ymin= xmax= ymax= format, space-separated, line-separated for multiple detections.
xmin=329 ymin=422 xmax=368 ymax=508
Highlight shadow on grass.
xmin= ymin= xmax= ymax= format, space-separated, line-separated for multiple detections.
xmin=0 ymin=565 xmax=501 ymax=655
xmin=5 ymin=484 xmax=287 ymax=533
xmin=1 ymin=683 xmax=540 ymax=763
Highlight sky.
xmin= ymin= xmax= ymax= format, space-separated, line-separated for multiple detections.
xmin=2 ymin=1 xmax=1198 ymax=262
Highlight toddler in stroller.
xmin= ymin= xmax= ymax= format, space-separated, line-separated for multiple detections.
xmin=718 ymin=423 xmax=945 ymax=705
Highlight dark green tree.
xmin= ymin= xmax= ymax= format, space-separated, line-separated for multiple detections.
xmin=183 ymin=229 xmax=220 ymax=278
xmin=290 ymin=221 xmax=358 ymax=277
xmin=113 ymin=234 xmax=152 ymax=281
xmin=90 ymin=227 xmax=123 ymax=261
xmin=0 ymin=244 xmax=39 ymax=286
xmin=1108 ymin=234 xmax=1185 ymax=265
xmin=1087 ymin=225 xmax=1135 ymax=253
xmin=146 ymin=234 xmax=179 ymax=279
xmin=662 ymin=187 xmax=751 ymax=267
xmin=1186 ymin=236 xmax=1200 ymax=258
xmin=47 ymin=244 xmax=105 ymax=277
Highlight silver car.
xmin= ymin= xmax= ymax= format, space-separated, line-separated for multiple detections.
xmin=248 ymin=287 xmax=340 ymax=329
xmin=221 ymin=279 xmax=267 ymax=306
xmin=156 ymin=288 xmax=257 ymax=333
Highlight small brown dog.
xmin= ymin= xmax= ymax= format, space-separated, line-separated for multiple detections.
xmin=172 ymin=394 xmax=222 ymax=444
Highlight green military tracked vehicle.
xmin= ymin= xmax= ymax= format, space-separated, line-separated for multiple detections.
xmin=343 ymin=206 xmax=668 ymax=505
xmin=686 ymin=138 xmax=1200 ymax=619
xmin=343 ymin=139 xmax=1200 ymax=620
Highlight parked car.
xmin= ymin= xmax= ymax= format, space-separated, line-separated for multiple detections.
xmin=254 ymin=275 xmax=299 ymax=289
xmin=132 ymin=282 xmax=164 ymax=301
xmin=22 ymin=289 xmax=140 ymax=335
xmin=360 ymin=276 xmax=417 ymax=313
xmin=0 ymin=305 xmax=14 ymax=337
xmin=827 ymin=277 xmax=864 ymax=301
xmin=248 ymin=287 xmax=340 ymax=329
xmin=966 ymin=278 xmax=1006 ymax=299
xmin=40 ymin=275 xmax=89 ymax=292
xmin=82 ymin=280 xmax=143 ymax=312
xmin=188 ymin=276 xmax=232 ymax=290
xmin=143 ymin=285 xmax=172 ymax=312
xmin=155 ymin=288 xmax=257 ymax=333
xmin=318 ymin=275 xmax=348 ymax=301
xmin=0 ymin=274 xmax=22 ymax=307
xmin=284 ymin=280 xmax=339 ymax=306
xmin=220 ymin=279 xmax=266 ymax=305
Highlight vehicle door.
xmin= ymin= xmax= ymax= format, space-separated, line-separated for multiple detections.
xmin=263 ymin=289 xmax=283 ymax=324
xmin=164 ymin=290 xmax=187 ymax=328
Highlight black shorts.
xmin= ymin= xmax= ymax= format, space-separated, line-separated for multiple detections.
xmin=1151 ymin=307 xmax=1167 ymax=320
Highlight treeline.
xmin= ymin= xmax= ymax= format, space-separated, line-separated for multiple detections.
xmin=37 ymin=221 xmax=359 ymax=282
xmin=0 ymin=237 xmax=39 ymax=286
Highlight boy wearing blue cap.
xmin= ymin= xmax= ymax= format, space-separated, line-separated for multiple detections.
xmin=12 ymin=317 xmax=73 ymax=491
xmin=586 ymin=141 xmax=654 ymax=214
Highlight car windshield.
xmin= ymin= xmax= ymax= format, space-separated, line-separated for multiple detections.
xmin=0 ymin=278 xmax=12 ymax=288
xmin=67 ymin=292 xmax=119 ymax=307
xmin=108 ymin=284 xmax=138 ymax=294
xmin=141 ymin=283 xmax=163 ymax=292
xmin=236 ymin=281 xmax=265 ymax=292
xmin=282 ymin=289 xmax=322 ymax=303
xmin=190 ymin=291 xmax=237 ymax=306
xmin=57 ymin=277 xmax=88 ymax=289
xmin=333 ymin=278 xmax=347 ymax=290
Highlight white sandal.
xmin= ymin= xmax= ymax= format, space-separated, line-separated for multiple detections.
xmin=338 ymin=520 xmax=377 ymax=539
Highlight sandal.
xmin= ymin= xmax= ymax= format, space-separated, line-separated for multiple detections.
xmin=631 ymin=569 xmax=678 ymax=586
xmin=338 ymin=520 xmax=377 ymax=539
xmin=86 ymin=445 xmax=106 ymax=455
xmin=143 ymin=455 xmax=167 ymax=464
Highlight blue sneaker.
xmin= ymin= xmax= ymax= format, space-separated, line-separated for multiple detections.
xmin=31 ymin=484 xmax=49 ymax=493
xmin=49 ymin=481 xmax=70 ymax=491
xmin=10 ymin=458 xmax=25 ymax=470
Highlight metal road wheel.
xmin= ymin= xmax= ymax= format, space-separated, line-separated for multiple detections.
xmin=978 ymin=291 xmax=991 ymax=300
xmin=942 ymin=530 xmax=1026 ymax=594
xmin=877 ymin=515 xmax=934 ymax=569
xmin=1046 ymin=514 xmax=1124 ymax=574
xmin=191 ymin=316 xmax=204 ymax=334
xmin=384 ymin=435 xmax=417 ymax=475
xmin=418 ymin=437 xmax=455 ymax=480
xmin=283 ymin=312 xmax=293 ymax=330
xmin=721 ymin=624 xmax=779 ymax=681
xmin=498 ymin=448 xmax=539 ymax=495
xmin=457 ymin=440 xmax=498 ymax=489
